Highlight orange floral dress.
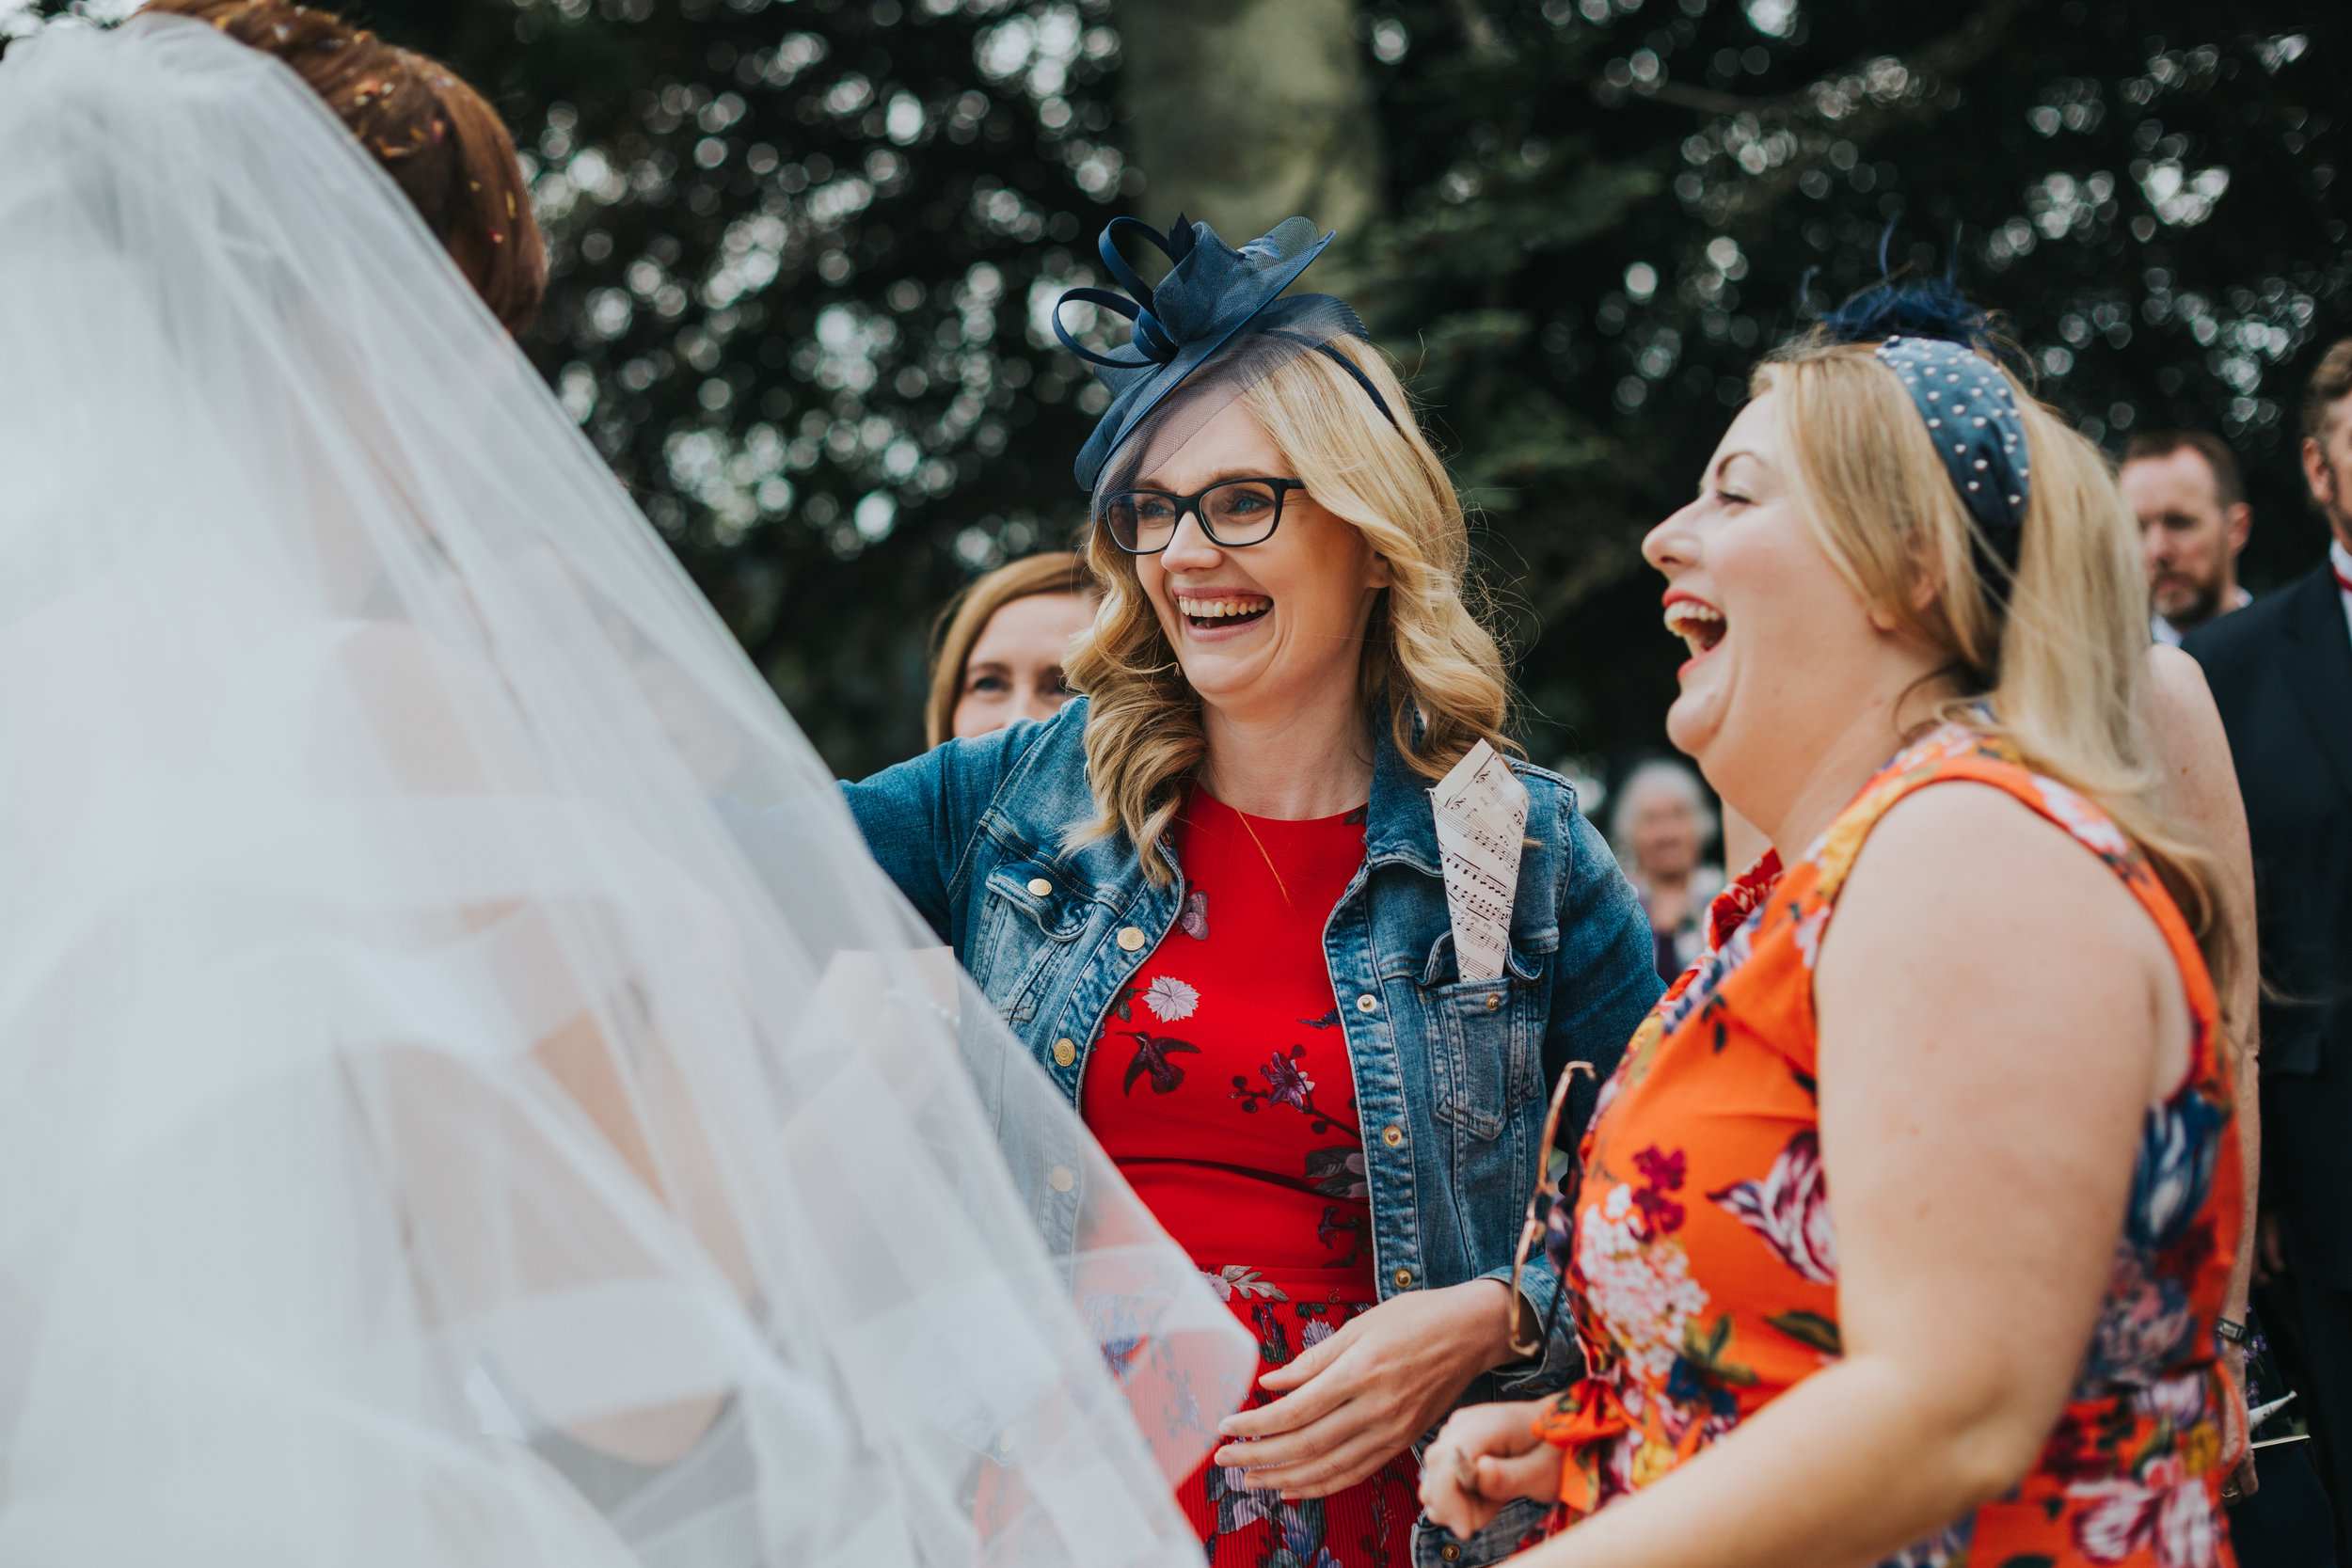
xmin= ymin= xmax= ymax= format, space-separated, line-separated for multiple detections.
xmin=1534 ymin=726 xmax=2244 ymax=1568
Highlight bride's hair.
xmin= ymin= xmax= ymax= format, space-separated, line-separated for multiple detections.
xmin=139 ymin=0 xmax=545 ymax=331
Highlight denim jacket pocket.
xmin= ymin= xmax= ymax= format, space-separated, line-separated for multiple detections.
xmin=970 ymin=863 xmax=1087 ymax=1024
xmin=1428 ymin=959 xmax=1541 ymax=1142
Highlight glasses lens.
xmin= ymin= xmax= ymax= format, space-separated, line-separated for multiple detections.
xmin=1104 ymin=491 xmax=1179 ymax=553
xmin=1203 ymin=481 xmax=1283 ymax=545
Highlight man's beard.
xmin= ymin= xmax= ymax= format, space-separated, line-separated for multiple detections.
xmin=2153 ymin=570 xmax=2226 ymax=630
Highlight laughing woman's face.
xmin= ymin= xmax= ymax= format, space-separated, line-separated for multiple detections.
xmin=1642 ymin=392 xmax=1888 ymax=792
xmin=1131 ymin=399 xmax=1391 ymax=730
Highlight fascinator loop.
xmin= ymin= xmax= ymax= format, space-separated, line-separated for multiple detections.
xmin=1054 ymin=213 xmax=1396 ymax=493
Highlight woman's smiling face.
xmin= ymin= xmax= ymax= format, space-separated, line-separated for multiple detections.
xmin=1129 ymin=398 xmax=1391 ymax=726
xmin=1643 ymin=392 xmax=1888 ymax=784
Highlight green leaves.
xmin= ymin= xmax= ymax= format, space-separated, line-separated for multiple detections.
xmin=1764 ymin=1308 xmax=1845 ymax=1356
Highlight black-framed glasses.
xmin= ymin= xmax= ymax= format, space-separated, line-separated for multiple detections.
xmin=1507 ymin=1060 xmax=1595 ymax=1358
xmin=1096 ymin=477 xmax=1306 ymax=556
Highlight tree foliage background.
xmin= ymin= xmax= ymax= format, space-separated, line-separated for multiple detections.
xmin=8 ymin=0 xmax=2346 ymax=793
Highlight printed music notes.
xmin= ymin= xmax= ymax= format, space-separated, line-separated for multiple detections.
xmin=1430 ymin=739 xmax=1528 ymax=984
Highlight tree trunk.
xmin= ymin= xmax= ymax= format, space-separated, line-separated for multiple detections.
xmin=1112 ymin=0 xmax=1382 ymax=268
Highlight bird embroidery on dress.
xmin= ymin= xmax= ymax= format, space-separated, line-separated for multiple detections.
xmin=1120 ymin=1029 xmax=1201 ymax=1095
xmin=1298 ymin=1008 xmax=1341 ymax=1029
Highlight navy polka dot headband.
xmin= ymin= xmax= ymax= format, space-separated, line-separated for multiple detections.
xmin=1874 ymin=334 xmax=2032 ymax=577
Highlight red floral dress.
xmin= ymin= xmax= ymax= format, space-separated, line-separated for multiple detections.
xmin=1082 ymin=788 xmax=1418 ymax=1567
xmin=1535 ymin=726 xmax=2244 ymax=1568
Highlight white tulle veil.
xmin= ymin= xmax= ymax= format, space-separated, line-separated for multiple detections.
xmin=0 ymin=16 xmax=1249 ymax=1565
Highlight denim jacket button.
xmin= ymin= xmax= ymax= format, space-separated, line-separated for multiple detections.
xmin=1048 ymin=1164 xmax=1075 ymax=1193
xmin=1118 ymin=926 xmax=1147 ymax=951
xmin=1391 ymin=1266 xmax=1414 ymax=1289
xmin=1356 ymin=992 xmax=1378 ymax=1013
xmin=1380 ymin=1125 xmax=1404 ymax=1148
xmin=1438 ymin=1544 xmax=1462 ymax=1562
xmin=1027 ymin=877 xmax=1054 ymax=897
xmin=1485 ymin=991 xmax=1502 ymax=1011
xmin=1053 ymin=1037 xmax=1077 ymax=1068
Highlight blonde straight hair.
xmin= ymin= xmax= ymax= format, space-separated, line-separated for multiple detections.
xmin=1755 ymin=339 xmax=2237 ymax=1001
xmin=1064 ymin=339 xmax=1511 ymax=879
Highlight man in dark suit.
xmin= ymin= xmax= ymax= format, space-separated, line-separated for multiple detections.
xmin=2188 ymin=338 xmax=2352 ymax=1557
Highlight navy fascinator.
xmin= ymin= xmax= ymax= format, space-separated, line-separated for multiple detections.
xmin=1814 ymin=273 xmax=2033 ymax=578
xmin=1054 ymin=214 xmax=1395 ymax=493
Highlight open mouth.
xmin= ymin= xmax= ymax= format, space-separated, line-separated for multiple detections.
xmin=1177 ymin=593 xmax=1271 ymax=631
xmin=1663 ymin=597 xmax=1726 ymax=660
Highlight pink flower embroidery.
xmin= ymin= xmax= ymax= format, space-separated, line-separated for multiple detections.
xmin=1178 ymin=888 xmax=1210 ymax=941
xmin=1709 ymin=1130 xmax=1838 ymax=1284
xmin=1141 ymin=974 xmax=1200 ymax=1022
xmin=1259 ymin=1051 xmax=1315 ymax=1110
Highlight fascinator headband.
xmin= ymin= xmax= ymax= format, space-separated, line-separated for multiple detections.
xmin=1819 ymin=277 xmax=2032 ymax=577
xmin=1054 ymin=214 xmax=1396 ymax=491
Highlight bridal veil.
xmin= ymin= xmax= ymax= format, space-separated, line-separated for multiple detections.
xmin=0 ymin=16 xmax=1248 ymax=1565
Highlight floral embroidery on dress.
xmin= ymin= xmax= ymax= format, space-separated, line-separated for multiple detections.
xmin=1305 ymin=1146 xmax=1367 ymax=1200
xmin=1536 ymin=726 xmax=2242 ymax=1568
xmin=1206 ymin=1264 xmax=1289 ymax=1302
xmin=1232 ymin=1045 xmax=1356 ymax=1133
xmin=1180 ymin=887 xmax=1211 ymax=941
xmin=1143 ymin=974 xmax=1201 ymax=1021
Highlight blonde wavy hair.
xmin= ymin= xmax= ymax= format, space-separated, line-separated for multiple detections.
xmin=1064 ymin=339 xmax=1510 ymax=880
xmin=1755 ymin=338 xmax=2237 ymax=1002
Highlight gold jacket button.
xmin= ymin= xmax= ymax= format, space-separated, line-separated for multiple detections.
xmin=1053 ymin=1037 xmax=1077 ymax=1068
xmin=1048 ymin=1164 xmax=1075 ymax=1193
xmin=1439 ymin=1544 xmax=1462 ymax=1562
xmin=1380 ymin=1125 xmax=1404 ymax=1148
xmin=1485 ymin=991 xmax=1502 ymax=1011
xmin=1027 ymin=877 xmax=1053 ymax=897
xmin=1391 ymin=1267 xmax=1414 ymax=1289
xmin=1356 ymin=992 xmax=1378 ymax=1013
xmin=1117 ymin=926 xmax=1147 ymax=951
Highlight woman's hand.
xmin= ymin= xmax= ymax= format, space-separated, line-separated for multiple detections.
xmin=1419 ymin=1399 xmax=1559 ymax=1538
xmin=1212 ymin=1277 xmax=1514 ymax=1498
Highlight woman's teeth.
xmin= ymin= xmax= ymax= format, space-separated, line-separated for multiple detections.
xmin=1663 ymin=600 xmax=1726 ymax=657
xmin=1177 ymin=594 xmax=1270 ymax=626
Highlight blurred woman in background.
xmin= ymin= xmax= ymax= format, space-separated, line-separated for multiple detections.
xmin=1420 ymin=292 xmax=2250 ymax=1567
xmin=924 ymin=550 xmax=1096 ymax=745
xmin=1609 ymin=758 xmax=1724 ymax=983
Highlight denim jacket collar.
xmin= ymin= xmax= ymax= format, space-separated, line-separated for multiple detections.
xmin=1362 ymin=716 xmax=1443 ymax=879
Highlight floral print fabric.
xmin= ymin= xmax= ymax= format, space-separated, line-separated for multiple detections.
xmin=1082 ymin=788 xmax=1416 ymax=1566
xmin=1536 ymin=727 xmax=2244 ymax=1568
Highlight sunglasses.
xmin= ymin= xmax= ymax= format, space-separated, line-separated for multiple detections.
xmin=1095 ymin=476 xmax=1306 ymax=556
xmin=1507 ymin=1060 xmax=1596 ymax=1359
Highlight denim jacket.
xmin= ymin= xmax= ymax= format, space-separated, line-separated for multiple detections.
xmin=838 ymin=698 xmax=1661 ymax=1562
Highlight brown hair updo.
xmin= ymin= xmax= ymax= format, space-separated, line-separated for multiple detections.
xmin=142 ymin=0 xmax=546 ymax=332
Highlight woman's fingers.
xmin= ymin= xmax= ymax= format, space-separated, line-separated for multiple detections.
xmin=1218 ymin=1350 xmax=1369 ymax=1440
xmin=1474 ymin=1444 xmax=1562 ymax=1504
xmin=1214 ymin=1391 xmax=1377 ymax=1469
xmin=1249 ymin=1318 xmax=1360 ymax=1396
xmin=1233 ymin=1427 xmax=1398 ymax=1498
xmin=1418 ymin=1447 xmax=1504 ymax=1538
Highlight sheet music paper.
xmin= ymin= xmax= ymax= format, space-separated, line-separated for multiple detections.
xmin=1430 ymin=739 xmax=1529 ymax=984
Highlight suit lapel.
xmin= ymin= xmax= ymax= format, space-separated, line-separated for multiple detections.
xmin=2282 ymin=562 xmax=2352 ymax=809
